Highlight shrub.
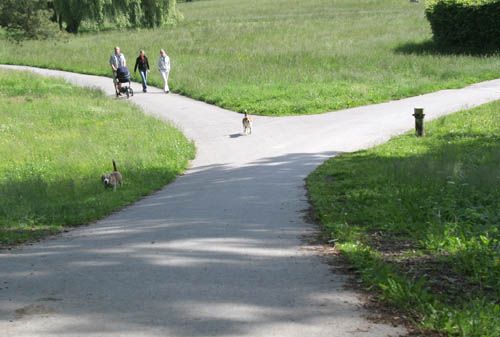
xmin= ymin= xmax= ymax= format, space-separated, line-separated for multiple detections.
xmin=425 ymin=0 xmax=500 ymax=52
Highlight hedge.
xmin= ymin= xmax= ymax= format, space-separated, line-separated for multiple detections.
xmin=425 ymin=0 xmax=500 ymax=52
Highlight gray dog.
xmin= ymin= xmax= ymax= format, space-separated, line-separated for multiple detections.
xmin=101 ymin=160 xmax=122 ymax=191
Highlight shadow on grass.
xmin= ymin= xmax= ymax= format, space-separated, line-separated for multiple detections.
xmin=0 ymin=166 xmax=181 ymax=247
xmin=304 ymin=129 xmax=500 ymax=336
xmin=309 ymin=133 xmax=499 ymax=301
xmin=319 ymin=132 xmax=500 ymax=233
xmin=394 ymin=39 xmax=499 ymax=57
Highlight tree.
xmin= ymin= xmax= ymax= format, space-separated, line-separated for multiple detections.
xmin=51 ymin=0 xmax=179 ymax=33
xmin=1 ymin=0 xmax=180 ymax=37
xmin=51 ymin=0 xmax=107 ymax=33
xmin=115 ymin=0 xmax=180 ymax=28
xmin=0 ymin=0 xmax=60 ymax=41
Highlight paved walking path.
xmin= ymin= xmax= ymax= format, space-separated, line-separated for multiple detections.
xmin=1 ymin=65 xmax=500 ymax=337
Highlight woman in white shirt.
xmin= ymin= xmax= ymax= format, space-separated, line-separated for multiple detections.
xmin=158 ymin=49 xmax=171 ymax=93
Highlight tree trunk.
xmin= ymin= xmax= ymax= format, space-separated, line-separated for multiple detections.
xmin=65 ymin=18 xmax=81 ymax=33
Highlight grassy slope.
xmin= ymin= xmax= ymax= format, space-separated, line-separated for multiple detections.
xmin=0 ymin=69 xmax=194 ymax=246
xmin=307 ymin=101 xmax=500 ymax=336
xmin=0 ymin=0 xmax=498 ymax=115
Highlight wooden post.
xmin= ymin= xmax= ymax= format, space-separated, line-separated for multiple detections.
xmin=413 ymin=108 xmax=425 ymax=137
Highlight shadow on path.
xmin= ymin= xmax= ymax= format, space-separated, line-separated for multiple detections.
xmin=0 ymin=152 xmax=402 ymax=337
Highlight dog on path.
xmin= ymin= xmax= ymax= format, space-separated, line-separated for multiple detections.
xmin=242 ymin=112 xmax=252 ymax=135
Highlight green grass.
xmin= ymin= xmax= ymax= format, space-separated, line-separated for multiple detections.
xmin=0 ymin=0 xmax=499 ymax=115
xmin=307 ymin=101 xmax=500 ymax=336
xmin=0 ymin=69 xmax=195 ymax=246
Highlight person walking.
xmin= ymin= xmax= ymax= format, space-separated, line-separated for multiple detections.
xmin=109 ymin=46 xmax=126 ymax=95
xmin=158 ymin=49 xmax=171 ymax=93
xmin=134 ymin=50 xmax=150 ymax=93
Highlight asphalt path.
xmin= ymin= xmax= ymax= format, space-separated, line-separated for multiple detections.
xmin=1 ymin=65 xmax=499 ymax=337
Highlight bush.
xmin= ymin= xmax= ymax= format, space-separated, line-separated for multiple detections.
xmin=425 ymin=0 xmax=500 ymax=52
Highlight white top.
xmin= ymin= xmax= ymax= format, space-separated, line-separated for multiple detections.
xmin=158 ymin=55 xmax=170 ymax=72
xmin=109 ymin=53 xmax=126 ymax=70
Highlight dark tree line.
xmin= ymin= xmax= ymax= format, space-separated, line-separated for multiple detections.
xmin=0 ymin=0 xmax=179 ymax=40
xmin=0 ymin=0 xmax=59 ymax=41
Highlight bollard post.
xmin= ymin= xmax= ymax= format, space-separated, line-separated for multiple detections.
xmin=413 ymin=108 xmax=425 ymax=137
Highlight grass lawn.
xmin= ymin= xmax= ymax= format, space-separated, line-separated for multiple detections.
xmin=307 ymin=101 xmax=500 ymax=336
xmin=0 ymin=0 xmax=499 ymax=115
xmin=0 ymin=69 xmax=195 ymax=247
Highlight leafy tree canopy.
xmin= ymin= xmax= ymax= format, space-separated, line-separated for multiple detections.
xmin=51 ymin=0 xmax=180 ymax=33
xmin=0 ymin=0 xmax=60 ymax=41
xmin=0 ymin=0 xmax=179 ymax=39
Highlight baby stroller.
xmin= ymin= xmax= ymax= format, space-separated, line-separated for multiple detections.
xmin=115 ymin=66 xmax=134 ymax=98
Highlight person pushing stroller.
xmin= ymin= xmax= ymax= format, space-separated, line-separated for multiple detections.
xmin=115 ymin=65 xmax=133 ymax=98
xmin=109 ymin=46 xmax=127 ymax=95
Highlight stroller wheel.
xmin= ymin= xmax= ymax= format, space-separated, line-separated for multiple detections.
xmin=126 ymin=88 xmax=130 ymax=98
xmin=129 ymin=88 xmax=134 ymax=97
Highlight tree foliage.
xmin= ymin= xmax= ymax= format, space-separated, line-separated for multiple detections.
xmin=0 ymin=0 xmax=60 ymax=41
xmin=51 ymin=0 xmax=179 ymax=33
xmin=51 ymin=0 xmax=107 ymax=33
xmin=0 ymin=0 xmax=180 ymax=38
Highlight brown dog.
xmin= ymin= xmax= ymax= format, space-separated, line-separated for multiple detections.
xmin=101 ymin=160 xmax=122 ymax=191
xmin=242 ymin=112 xmax=252 ymax=135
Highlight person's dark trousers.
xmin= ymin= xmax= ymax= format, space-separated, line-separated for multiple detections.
xmin=139 ymin=70 xmax=148 ymax=92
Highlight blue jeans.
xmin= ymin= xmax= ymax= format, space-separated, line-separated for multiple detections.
xmin=139 ymin=70 xmax=148 ymax=90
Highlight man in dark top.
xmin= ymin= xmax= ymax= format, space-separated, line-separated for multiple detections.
xmin=134 ymin=50 xmax=150 ymax=93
